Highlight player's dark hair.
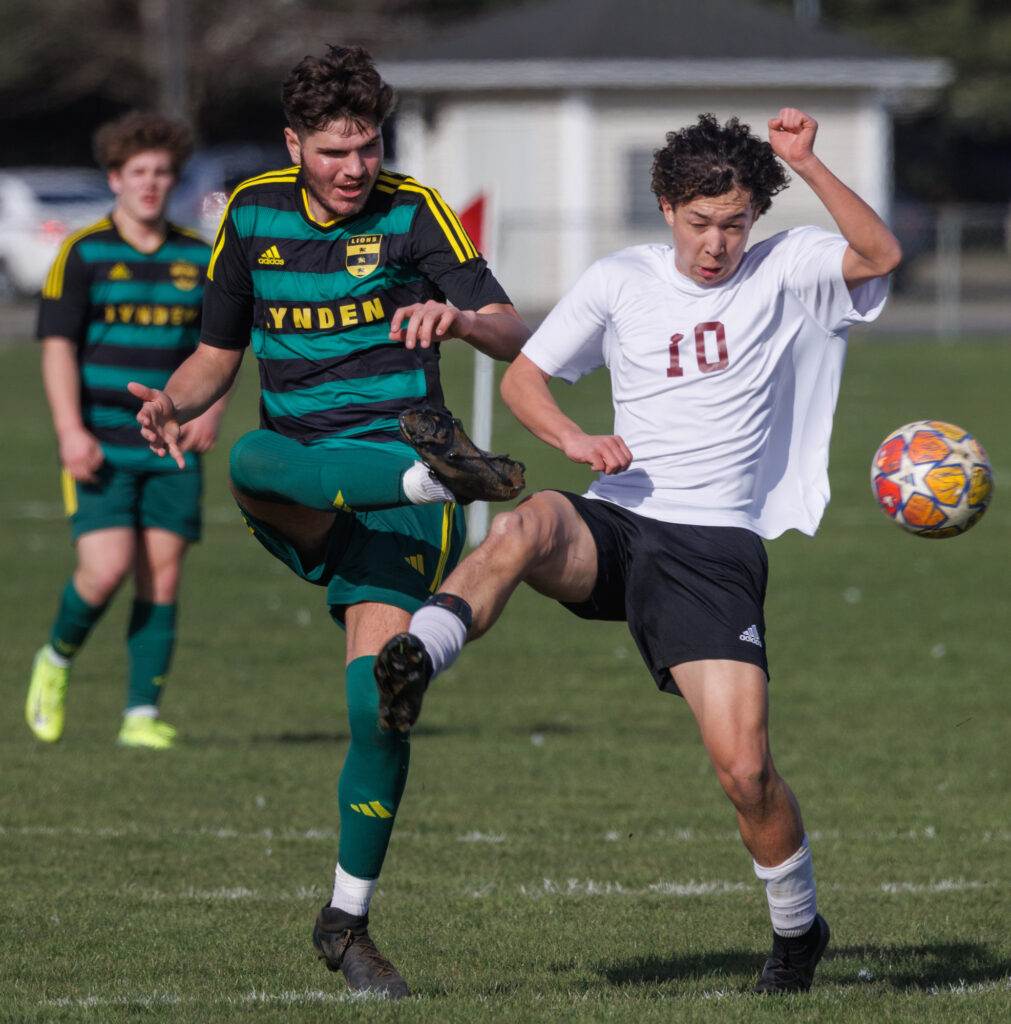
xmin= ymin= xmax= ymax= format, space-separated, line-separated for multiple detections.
xmin=92 ymin=111 xmax=193 ymax=173
xmin=282 ymin=44 xmax=396 ymax=136
xmin=651 ymin=113 xmax=789 ymax=216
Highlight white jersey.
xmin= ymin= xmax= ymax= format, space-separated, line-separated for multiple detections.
xmin=522 ymin=226 xmax=888 ymax=539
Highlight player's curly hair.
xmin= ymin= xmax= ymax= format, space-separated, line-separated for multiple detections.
xmin=283 ymin=44 xmax=397 ymax=136
xmin=650 ymin=113 xmax=789 ymax=216
xmin=92 ymin=111 xmax=193 ymax=173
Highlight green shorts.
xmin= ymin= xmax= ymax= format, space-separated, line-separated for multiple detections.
xmin=237 ymin=500 xmax=467 ymax=626
xmin=62 ymin=462 xmax=203 ymax=542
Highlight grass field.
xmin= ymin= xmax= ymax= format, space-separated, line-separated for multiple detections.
xmin=1 ymin=331 xmax=1008 ymax=1022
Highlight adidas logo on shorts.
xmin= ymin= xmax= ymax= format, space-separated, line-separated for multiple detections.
xmin=739 ymin=624 xmax=763 ymax=647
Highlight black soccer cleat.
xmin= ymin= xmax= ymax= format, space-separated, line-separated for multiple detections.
xmin=398 ymin=406 xmax=525 ymax=505
xmin=312 ymin=905 xmax=410 ymax=1000
xmin=754 ymin=913 xmax=830 ymax=994
xmin=374 ymin=632 xmax=432 ymax=733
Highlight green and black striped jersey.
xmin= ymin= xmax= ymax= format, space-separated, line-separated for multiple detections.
xmin=201 ymin=166 xmax=510 ymax=450
xmin=37 ymin=218 xmax=210 ymax=470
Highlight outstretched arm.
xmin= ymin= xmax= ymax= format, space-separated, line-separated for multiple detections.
xmin=500 ymin=354 xmax=632 ymax=475
xmin=389 ymin=301 xmax=530 ymax=361
xmin=128 ymin=342 xmax=243 ymax=469
xmin=768 ymin=108 xmax=902 ymax=289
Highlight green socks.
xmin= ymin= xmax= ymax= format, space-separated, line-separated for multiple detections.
xmin=49 ymin=579 xmax=107 ymax=659
xmin=337 ymin=656 xmax=411 ymax=878
xmin=47 ymin=584 xmax=177 ymax=713
xmin=126 ymin=601 xmax=176 ymax=710
xmin=229 ymin=429 xmax=415 ymax=512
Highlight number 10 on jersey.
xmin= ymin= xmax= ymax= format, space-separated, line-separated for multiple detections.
xmin=668 ymin=321 xmax=729 ymax=377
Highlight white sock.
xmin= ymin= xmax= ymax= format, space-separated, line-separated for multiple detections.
xmin=45 ymin=645 xmax=72 ymax=669
xmin=401 ymin=461 xmax=454 ymax=504
xmin=753 ymin=835 xmax=817 ymax=937
xmin=409 ymin=603 xmax=468 ymax=676
xmin=123 ymin=705 xmax=158 ymax=719
xmin=331 ymin=863 xmax=377 ymax=917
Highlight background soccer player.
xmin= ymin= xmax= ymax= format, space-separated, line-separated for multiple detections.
xmin=26 ymin=112 xmax=229 ymax=751
xmin=130 ymin=45 xmax=529 ymax=999
xmin=376 ymin=108 xmax=902 ymax=995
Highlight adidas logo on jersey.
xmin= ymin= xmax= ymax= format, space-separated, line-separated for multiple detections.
xmin=258 ymin=245 xmax=285 ymax=265
xmin=108 ymin=262 xmax=132 ymax=280
xmin=739 ymin=624 xmax=763 ymax=647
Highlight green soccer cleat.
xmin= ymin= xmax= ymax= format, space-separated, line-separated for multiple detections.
xmin=26 ymin=646 xmax=70 ymax=742
xmin=117 ymin=716 xmax=177 ymax=750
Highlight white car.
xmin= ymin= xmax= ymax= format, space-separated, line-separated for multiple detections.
xmin=168 ymin=143 xmax=287 ymax=241
xmin=0 ymin=168 xmax=111 ymax=301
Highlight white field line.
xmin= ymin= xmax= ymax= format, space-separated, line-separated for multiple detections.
xmin=37 ymin=976 xmax=1011 ymax=1010
xmin=40 ymin=988 xmax=396 ymax=1010
xmin=0 ymin=824 xmax=340 ymax=841
xmin=516 ymin=878 xmax=753 ymax=898
xmin=3 ymin=824 xmax=1008 ymax=844
xmin=926 ymin=978 xmax=1011 ymax=996
xmin=31 ymin=877 xmax=998 ymax=905
xmin=3 ymin=827 xmax=1005 ymax=904
xmin=131 ymin=884 xmax=322 ymax=902
xmin=510 ymin=878 xmax=999 ymax=899
xmin=458 ymin=830 xmax=507 ymax=842
xmin=879 ymin=879 xmax=999 ymax=894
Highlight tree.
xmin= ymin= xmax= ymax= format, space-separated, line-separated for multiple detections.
xmin=0 ymin=0 xmax=514 ymax=163
xmin=760 ymin=0 xmax=1011 ymax=200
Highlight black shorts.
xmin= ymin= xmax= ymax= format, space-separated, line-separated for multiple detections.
xmin=556 ymin=492 xmax=769 ymax=694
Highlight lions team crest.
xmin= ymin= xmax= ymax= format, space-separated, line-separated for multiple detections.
xmin=346 ymin=234 xmax=382 ymax=278
xmin=170 ymin=260 xmax=201 ymax=292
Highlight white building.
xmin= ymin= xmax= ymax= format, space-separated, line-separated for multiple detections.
xmin=380 ymin=0 xmax=949 ymax=310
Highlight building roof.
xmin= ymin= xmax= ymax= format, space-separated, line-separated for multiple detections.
xmin=390 ymin=0 xmax=887 ymax=61
xmin=380 ymin=0 xmax=950 ymax=95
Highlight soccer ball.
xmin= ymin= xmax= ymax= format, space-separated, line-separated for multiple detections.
xmin=870 ymin=420 xmax=993 ymax=538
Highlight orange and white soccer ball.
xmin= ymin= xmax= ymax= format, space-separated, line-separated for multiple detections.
xmin=870 ymin=420 xmax=993 ymax=538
